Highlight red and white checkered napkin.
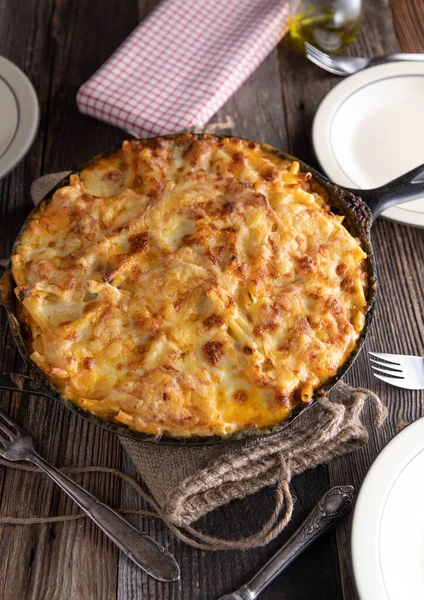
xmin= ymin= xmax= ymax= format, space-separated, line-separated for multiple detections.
xmin=76 ymin=0 xmax=289 ymax=137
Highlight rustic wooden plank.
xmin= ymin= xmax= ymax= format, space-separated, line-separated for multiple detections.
xmin=0 ymin=0 xmax=53 ymax=256
xmin=42 ymin=0 xmax=139 ymax=174
xmin=0 ymin=2 xmax=58 ymax=598
xmin=0 ymin=1 xmax=140 ymax=599
xmin=116 ymin=7 xmax=342 ymax=597
xmin=390 ymin=0 xmax=424 ymax=53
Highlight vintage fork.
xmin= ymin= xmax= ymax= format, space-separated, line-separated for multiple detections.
xmin=369 ymin=351 xmax=424 ymax=390
xmin=0 ymin=408 xmax=180 ymax=582
xmin=304 ymin=42 xmax=424 ymax=76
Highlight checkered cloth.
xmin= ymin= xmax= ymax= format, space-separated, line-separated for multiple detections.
xmin=76 ymin=0 xmax=289 ymax=137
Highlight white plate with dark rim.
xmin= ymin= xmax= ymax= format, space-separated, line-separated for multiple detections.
xmin=0 ymin=55 xmax=39 ymax=179
xmin=352 ymin=417 xmax=424 ymax=600
xmin=313 ymin=61 xmax=424 ymax=227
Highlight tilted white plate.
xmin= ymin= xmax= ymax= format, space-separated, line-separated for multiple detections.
xmin=352 ymin=417 xmax=424 ymax=600
xmin=0 ymin=55 xmax=39 ymax=179
xmin=313 ymin=62 xmax=424 ymax=227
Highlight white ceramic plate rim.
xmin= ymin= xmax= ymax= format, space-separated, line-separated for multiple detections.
xmin=351 ymin=416 xmax=424 ymax=600
xmin=312 ymin=61 xmax=424 ymax=228
xmin=0 ymin=55 xmax=39 ymax=179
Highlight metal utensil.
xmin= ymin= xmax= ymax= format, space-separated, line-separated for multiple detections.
xmin=369 ymin=351 xmax=424 ymax=390
xmin=218 ymin=485 xmax=355 ymax=600
xmin=0 ymin=408 xmax=180 ymax=582
xmin=305 ymin=42 xmax=424 ymax=76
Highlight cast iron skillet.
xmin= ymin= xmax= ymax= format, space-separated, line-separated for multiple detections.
xmin=1 ymin=135 xmax=424 ymax=445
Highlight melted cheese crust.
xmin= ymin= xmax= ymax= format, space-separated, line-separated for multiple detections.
xmin=12 ymin=134 xmax=368 ymax=437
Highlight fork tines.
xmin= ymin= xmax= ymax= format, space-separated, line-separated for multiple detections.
xmin=369 ymin=351 xmax=424 ymax=390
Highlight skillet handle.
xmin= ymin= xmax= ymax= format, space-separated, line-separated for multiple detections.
xmin=0 ymin=373 xmax=57 ymax=400
xmin=346 ymin=163 xmax=424 ymax=223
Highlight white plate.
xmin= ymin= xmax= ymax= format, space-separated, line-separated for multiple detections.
xmin=313 ymin=62 xmax=424 ymax=227
xmin=0 ymin=55 xmax=39 ymax=179
xmin=352 ymin=417 xmax=424 ymax=600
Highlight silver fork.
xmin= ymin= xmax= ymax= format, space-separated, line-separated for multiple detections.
xmin=304 ymin=42 xmax=424 ymax=76
xmin=369 ymin=351 xmax=424 ymax=390
xmin=0 ymin=408 xmax=179 ymax=582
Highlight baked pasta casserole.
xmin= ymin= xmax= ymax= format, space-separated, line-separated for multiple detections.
xmin=12 ymin=134 xmax=368 ymax=437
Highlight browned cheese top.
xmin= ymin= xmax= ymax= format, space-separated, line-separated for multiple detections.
xmin=12 ymin=134 xmax=368 ymax=437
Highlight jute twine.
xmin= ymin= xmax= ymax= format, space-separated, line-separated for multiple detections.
xmin=0 ymin=121 xmax=387 ymax=550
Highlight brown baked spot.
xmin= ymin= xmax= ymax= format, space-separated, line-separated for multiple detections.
xmin=180 ymin=233 xmax=204 ymax=247
xmin=341 ymin=276 xmax=356 ymax=293
xmin=242 ymin=345 xmax=254 ymax=355
xmin=184 ymin=139 xmax=210 ymax=166
xmin=256 ymin=375 xmax=270 ymax=388
xmin=129 ymin=232 xmax=149 ymax=254
xmin=274 ymin=390 xmax=290 ymax=406
xmin=294 ymin=316 xmax=310 ymax=334
xmin=61 ymin=275 xmax=77 ymax=290
xmin=263 ymin=357 xmax=274 ymax=371
xmin=82 ymin=357 xmax=94 ymax=370
xmin=203 ymin=314 xmax=224 ymax=328
xmin=297 ymin=255 xmax=314 ymax=273
xmin=146 ymin=177 xmax=162 ymax=198
xmin=135 ymin=344 xmax=149 ymax=356
xmin=253 ymin=321 xmax=278 ymax=337
xmin=203 ymin=341 xmax=224 ymax=366
xmin=105 ymin=170 xmax=122 ymax=182
xmin=253 ymin=325 xmax=265 ymax=337
xmin=336 ymin=263 xmax=348 ymax=277
xmin=173 ymin=290 xmax=191 ymax=311
xmin=134 ymin=314 xmax=160 ymax=331
xmin=278 ymin=341 xmax=290 ymax=352
xmin=307 ymin=290 xmax=321 ymax=300
xmin=233 ymin=389 xmax=248 ymax=403
xmin=232 ymin=152 xmax=246 ymax=165
xmin=223 ymin=202 xmax=236 ymax=214
xmin=324 ymin=297 xmax=344 ymax=317
xmin=261 ymin=168 xmax=278 ymax=182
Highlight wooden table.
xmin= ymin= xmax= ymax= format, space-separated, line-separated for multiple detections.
xmin=0 ymin=1 xmax=423 ymax=599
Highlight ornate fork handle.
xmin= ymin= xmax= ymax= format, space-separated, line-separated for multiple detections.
xmin=221 ymin=486 xmax=355 ymax=600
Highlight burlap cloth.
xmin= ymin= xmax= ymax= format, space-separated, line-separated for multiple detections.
xmin=0 ymin=143 xmax=386 ymax=551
